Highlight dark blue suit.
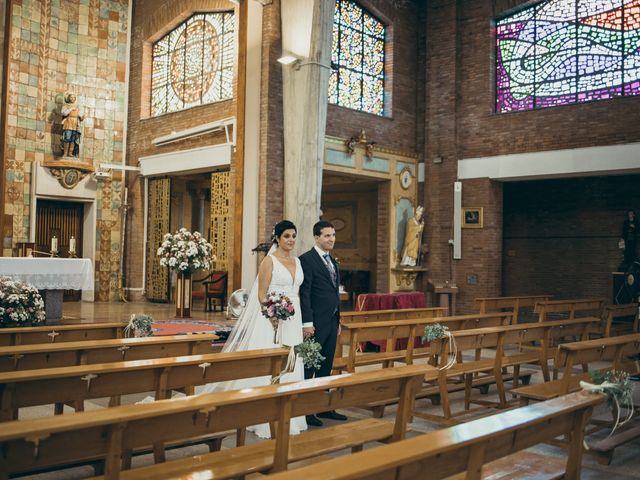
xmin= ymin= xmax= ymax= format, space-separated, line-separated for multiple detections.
xmin=299 ymin=248 xmax=340 ymax=379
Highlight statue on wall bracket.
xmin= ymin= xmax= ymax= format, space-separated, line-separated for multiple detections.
xmin=400 ymin=205 xmax=424 ymax=267
xmin=44 ymin=92 xmax=94 ymax=189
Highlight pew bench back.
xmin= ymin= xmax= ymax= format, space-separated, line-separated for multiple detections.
xmin=475 ymin=295 xmax=552 ymax=323
xmin=0 ymin=322 xmax=127 ymax=346
xmin=267 ymin=391 xmax=605 ymax=480
xmin=0 ymin=334 xmax=218 ymax=372
xmin=0 ymin=365 xmax=434 ymax=479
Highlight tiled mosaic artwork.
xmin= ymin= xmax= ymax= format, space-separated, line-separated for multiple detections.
xmin=3 ymin=0 xmax=129 ymax=300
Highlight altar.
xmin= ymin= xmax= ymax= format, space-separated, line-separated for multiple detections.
xmin=0 ymin=258 xmax=94 ymax=324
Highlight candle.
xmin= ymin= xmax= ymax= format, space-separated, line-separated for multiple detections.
xmin=69 ymin=236 xmax=76 ymax=254
xmin=51 ymin=236 xmax=58 ymax=252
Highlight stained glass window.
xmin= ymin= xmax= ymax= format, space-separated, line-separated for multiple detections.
xmin=151 ymin=12 xmax=235 ymax=117
xmin=329 ymin=0 xmax=386 ymax=115
xmin=496 ymin=0 xmax=640 ymax=112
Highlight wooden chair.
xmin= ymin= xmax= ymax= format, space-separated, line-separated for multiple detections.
xmin=196 ymin=271 xmax=228 ymax=312
xmin=267 ymin=391 xmax=605 ymax=480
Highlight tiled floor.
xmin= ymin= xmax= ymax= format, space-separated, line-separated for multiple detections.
xmin=14 ymin=300 xmax=640 ymax=479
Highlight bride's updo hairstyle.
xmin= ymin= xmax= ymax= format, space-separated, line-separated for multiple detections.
xmin=272 ymin=220 xmax=297 ymax=244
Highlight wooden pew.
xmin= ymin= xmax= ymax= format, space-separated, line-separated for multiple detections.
xmin=0 ymin=365 xmax=434 ymax=480
xmin=340 ymin=307 xmax=446 ymax=325
xmin=513 ymin=333 xmax=640 ymax=405
xmin=0 ymin=348 xmax=289 ymax=421
xmin=0 ymin=322 xmax=128 ymax=346
xmin=334 ymin=312 xmax=513 ymax=373
xmin=592 ymin=303 xmax=639 ymax=338
xmin=415 ymin=318 xmax=595 ymax=425
xmin=0 ymin=334 xmax=218 ymax=372
xmin=535 ymin=298 xmax=604 ymax=322
xmin=266 ymin=391 xmax=605 ymax=480
xmin=476 ymin=295 xmax=552 ymax=323
xmin=513 ymin=333 xmax=640 ymax=465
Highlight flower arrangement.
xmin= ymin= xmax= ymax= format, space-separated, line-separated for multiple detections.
xmin=0 ymin=277 xmax=46 ymax=328
xmin=261 ymin=291 xmax=295 ymax=329
xmin=423 ymin=323 xmax=449 ymax=342
xmin=123 ymin=313 xmax=154 ymax=338
xmin=295 ymin=337 xmax=326 ymax=370
xmin=581 ymin=370 xmax=635 ymax=434
xmin=157 ymin=228 xmax=214 ymax=273
xmin=422 ymin=323 xmax=457 ymax=370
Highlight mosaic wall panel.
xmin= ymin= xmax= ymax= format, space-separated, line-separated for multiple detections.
xmin=146 ymin=177 xmax=170 ymax=302
xmin=210 ymin=171 xmax=229 ymax=271
xmin=3 ymin=0 xmax=129 ymax=300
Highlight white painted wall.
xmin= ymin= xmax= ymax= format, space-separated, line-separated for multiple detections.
xmin=458 ymin=142 xmax=640 ymax=181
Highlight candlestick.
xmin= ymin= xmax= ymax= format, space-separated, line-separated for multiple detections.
xmin=69 ymin=236 xmax=77 ymax=257
xmin=50 ymin=236 xmax=58 ymax=257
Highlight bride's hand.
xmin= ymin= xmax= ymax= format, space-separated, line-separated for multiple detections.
xmin=270 ymin=318 xmax=279 ymax=330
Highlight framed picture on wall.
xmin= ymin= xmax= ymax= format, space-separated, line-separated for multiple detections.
xmin=462 ymin=207 xmax=483 ymax=228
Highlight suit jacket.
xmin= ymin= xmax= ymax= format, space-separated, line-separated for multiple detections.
xmin=299 ymin=248 xmax=340 ymax=344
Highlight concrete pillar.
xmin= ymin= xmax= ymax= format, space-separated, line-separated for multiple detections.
xmin=281 ymin=0 xmax=334 ymax=252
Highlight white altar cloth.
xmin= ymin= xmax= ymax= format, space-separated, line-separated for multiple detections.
xmin=0 ymin=258 xmax=94 ymax=291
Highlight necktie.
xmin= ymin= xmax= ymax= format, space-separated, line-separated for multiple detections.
xmin=323 ymin=253 xmax=337 ymax=286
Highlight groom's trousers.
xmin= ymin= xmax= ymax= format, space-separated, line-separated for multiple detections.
xmin=304 ymin=312 xmax=339 ymax=380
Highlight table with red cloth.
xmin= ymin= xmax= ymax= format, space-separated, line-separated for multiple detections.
xmin=355 ymin=292 xmax=427 ymax=352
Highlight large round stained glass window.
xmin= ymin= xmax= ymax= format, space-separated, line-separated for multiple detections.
xmin=152 ymin=12 xmax=235 ymax=116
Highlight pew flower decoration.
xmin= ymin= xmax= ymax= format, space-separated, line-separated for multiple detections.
xmin=295 ymin=337 xmax=326 ymax=370
xmin=422 ymin=323 xmax=457 ymax=370
xmin=0 ymin=277 xmax=45 ymax=328
xmin=580 ymin=370 xmax=635 ymax=434
xmin=123 ymin=313 xmax=154 ymax=338
xmin=157 ymin=228 xmax=214 ymax=273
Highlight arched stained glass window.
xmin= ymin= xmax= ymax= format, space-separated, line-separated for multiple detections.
xmin=496 ymin=0 xmax=640 ymax=112
xmin=329 ymin=0 xmax=386 ymax=115
xmin=151 ymin=12 xmax=235 ymax=117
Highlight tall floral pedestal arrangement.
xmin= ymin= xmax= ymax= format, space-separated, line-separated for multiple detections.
xmin=175 ymin=273 xmax=192 ymax=318
xmin=157 ymin=228 xmax=214 ymax=319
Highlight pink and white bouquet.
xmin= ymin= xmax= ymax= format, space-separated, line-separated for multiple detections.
xmin=261 ymin=291 xmax=295 ymax=330
xmin=157 ymin=228 xmax=214 ymax=273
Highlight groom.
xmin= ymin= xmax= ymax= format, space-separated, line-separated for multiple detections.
xmin=300 ymin=220 xmax=347 ymax=427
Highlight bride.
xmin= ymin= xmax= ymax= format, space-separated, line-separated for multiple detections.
xmin=196 ymin=220 xmax=308 ymax=438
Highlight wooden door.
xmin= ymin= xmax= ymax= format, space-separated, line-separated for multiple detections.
xmin=35 ymin=199 xmax=84 ymax=301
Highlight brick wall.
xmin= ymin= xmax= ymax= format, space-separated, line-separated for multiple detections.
xmin=503 ymin=175 xmax=640 ymax=302
xmin=125 ymin=0 xmax=238 ymax=298
xmin=423 ymin=0 xmax=640 ymax=312
xmin=325 ymin=0 xmax=419 ymax=155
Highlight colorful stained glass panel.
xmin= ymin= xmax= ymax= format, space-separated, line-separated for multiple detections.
xmin=330 ymin=0 xmax=385 ymax=115
xmin=496 ymin=0 xmax=640 ymax=112
xmin=151 ymin=12 xmax=235 ymax=117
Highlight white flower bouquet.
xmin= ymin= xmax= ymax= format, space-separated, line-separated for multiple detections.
xmin=0 ymin=277 xmax=46 ymax=327
xmin=157 ymin=228 xmax=214 ymax=273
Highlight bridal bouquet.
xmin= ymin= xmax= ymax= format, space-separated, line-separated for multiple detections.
xmin=0 ymin=277 xmax=46 ymax=328
xmin=261 ymin=291 xmax=295 ymax=330
xmin=157 ymin=228 xmax=214 ymax=273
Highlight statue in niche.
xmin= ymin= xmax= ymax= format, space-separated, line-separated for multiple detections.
xmin=60 ymin=93 xmax=84 ymax=157
xmin=400 ymin=205 xmax=424 ymax=267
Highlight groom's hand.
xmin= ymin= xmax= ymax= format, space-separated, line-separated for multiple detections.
xmin=303 ymin=326 xmax=315 ymax=338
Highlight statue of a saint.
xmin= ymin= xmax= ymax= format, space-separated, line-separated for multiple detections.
xmin=400 ymin=205 xmax=424 ymax=267
xmin=60 ymin=93 xmax=84 ymax=157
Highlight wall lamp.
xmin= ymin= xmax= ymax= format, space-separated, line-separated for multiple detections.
xmin=277 ymin=54 xmax=301 ymax=69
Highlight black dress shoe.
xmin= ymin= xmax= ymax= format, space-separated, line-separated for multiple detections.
xmin=306 ymin=415 xmax=323 ymax=427
xmin=317 ymin=410 xmax=347 ymax=421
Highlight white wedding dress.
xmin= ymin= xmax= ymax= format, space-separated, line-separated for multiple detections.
xmin=196 ymin=253 xmax=308 ymax=439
